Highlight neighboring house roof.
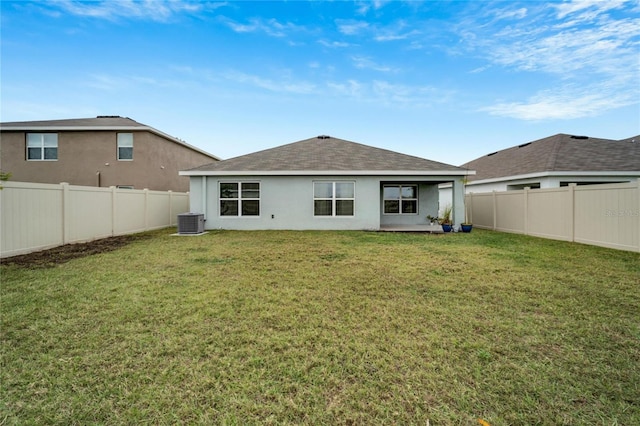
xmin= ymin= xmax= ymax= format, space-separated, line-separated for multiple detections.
xmin=462 ymin=133 xmax=640 ymax=182
xmin=0 ymin=116 xmax=220 ymax=161
xmin=182 ymin=135 xmax=472 ymax=176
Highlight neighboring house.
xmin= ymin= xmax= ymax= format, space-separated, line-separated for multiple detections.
xmin=0 ymin=116 xmax=219 ymax=192
xmin=440 ymin=133 xmax=640 ymax=206
xmin=180 ymin=135 xmax=473 ymax=230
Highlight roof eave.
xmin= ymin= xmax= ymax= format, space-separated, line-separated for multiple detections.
xmin=180 ymin=169 xmax=475 ymax=177
xmin=468 ymin=170 xmax=640 ymax=185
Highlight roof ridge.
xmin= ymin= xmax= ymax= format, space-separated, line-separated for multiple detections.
xmin=544 ymin=134 xmax=565 ymax=170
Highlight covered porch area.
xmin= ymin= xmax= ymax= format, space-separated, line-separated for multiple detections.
xmin=379 ymin=178 xmax=465 ymax=229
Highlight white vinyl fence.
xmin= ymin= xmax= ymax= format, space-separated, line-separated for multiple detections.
xmin=466 ymin=181 xmax=640 ymax=252
xmin=1 ymin=181 xmax=189 ymax=258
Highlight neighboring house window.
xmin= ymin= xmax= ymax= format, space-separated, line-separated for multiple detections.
xmin=220 ymin=182 xmax=260 ymax=216
xmin=27 ymin=133 xmax=58 ymax=160
xmin=314 ymin=181 xmax=355 ymax=216
xmin=117 ymin=133 xmax=133 ymax=160
xmin=383 ymin=185 xmax=418 ymax=214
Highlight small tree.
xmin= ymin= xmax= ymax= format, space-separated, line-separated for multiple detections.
xmin=0 ymin=170 xmax=10 ymax=189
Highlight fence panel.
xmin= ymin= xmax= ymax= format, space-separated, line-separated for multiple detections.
xmin=147 ymin=191 xmax=171 ymax=230
xmin=495 ymin=191 xmax=524 ymax=233
xmin=467 ymin=192 xmax=494 ymax=228
xmin=574 ymin=183 xmax=639 ymax=251
xmin=114 ymin=189 xmax=147 ymax=235
xmin=68 ymin=185 xmax=113 ymax=243
xmin=1 ymin=181 xmax=189 ymax=258
xmin=467 ymin=181 xmax=640 ymax=252
xmin=170 ymin=193 xmax=189 ymax=225
xmin=527 ymin=188 xmax=572 ymax=241
xmin=0 ymin=182 xmax=64 ymax=256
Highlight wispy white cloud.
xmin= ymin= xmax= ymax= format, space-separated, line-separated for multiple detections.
xmin=487 ymin=17 xmax=640 ymax=76
xmin=351 ymin=55 xmax=398 ymax=73
xmin=374 ymin=29 xmax=420 ymax=42
xmin=52 ymin=0 xmax=220 ymax=22
xmin=337 ymin=18 xmax=419 ymax=42
xmin=482 ymin=79 xmax=638 ymax=120
xmin=327 ymin=78 xmax=452 ymax=108
xmin=462 ymin=0 xmax=640 ymax=120
xmin=327 ymin=79 xmax=365 ymax=98
xmin=86 ymin=73 xmax=126 ymax=91
xmin=318 ymin=39 xmax=352 ymax=48
xmin=85 ymin=71 xmax=196 ymax=91
xmin=336 ymin=20 xmax=369 ymax=35
xmin=370 ymin=80 xmax=452 ymax=107
xmin=493 ymin=7 xmax=528 ymax=20
xmin=221 ymin=16 xmax=307 ymax=38
xmin=552 ymin=0 xmax=627 ymax=19
xmin=355 ymin=0 xmax=390 ymax=15
xmin=222 ymin=71 xmax=317 ymax=95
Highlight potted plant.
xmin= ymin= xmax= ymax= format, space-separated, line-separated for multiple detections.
xmin=440 ymin=204 xmax=453 ymax=233
xmin=426 ymin=214 xmax=439 ymax=226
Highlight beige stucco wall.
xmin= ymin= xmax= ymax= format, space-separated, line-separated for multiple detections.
xmin=0 ymin=130 xmax=216 ymax=191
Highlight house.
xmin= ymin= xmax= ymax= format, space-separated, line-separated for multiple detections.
xmin=440 ymin=133 xmax=640 ymax=206
xmin=463 ymin=133 xmax=640 ymax=191
xmin=180 ymin=135 xmax=473 ymax=230
xmin=0 ymin=116 xmax=219 ymax=192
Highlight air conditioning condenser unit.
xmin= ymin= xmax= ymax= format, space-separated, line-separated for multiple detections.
xmin=177 ymin=213 xmax=205 ymax=234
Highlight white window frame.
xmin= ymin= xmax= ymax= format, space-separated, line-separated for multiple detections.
xmin=313 ymin=181 xmax=355 ymax=217
xmin=117 ymin=133 xmax=133 ymax=161
xmin=383 ymin=184 xmax=418 ymax=215
xmin=219 ymin=181 xmax=260 ymax=217
xmin=26 ymin=133 xmax=58 ymax=161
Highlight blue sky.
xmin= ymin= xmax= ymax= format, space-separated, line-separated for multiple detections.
xmin=2 ymin=0 xmax=639 ymax=165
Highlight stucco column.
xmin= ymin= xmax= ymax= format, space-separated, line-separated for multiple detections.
xmin=452 ymin=177 xmax=465 ymax=226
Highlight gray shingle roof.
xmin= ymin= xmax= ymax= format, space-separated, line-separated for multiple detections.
xmin=0 ymin=116 xmax=146 ymax=128
xmin=185 ymin=136 xmax=467 ymax=174
xmin=462 ymin=134 xmax=640 ymax=181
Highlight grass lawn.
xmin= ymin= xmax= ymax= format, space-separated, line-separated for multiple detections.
xmin=1 ymin=229 xmax=639 ymax=425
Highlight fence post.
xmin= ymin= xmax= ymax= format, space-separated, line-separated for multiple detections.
xmin=569 ymin=183 xmax=576 ymax=243
xmin=168 ymin=190 xmax=173 ymax=227
xmin=492 ymin=190 xmax=497 ymax=230
xmin=524 ymin=187 xmax=530 ymax=235
xmin=111 ymin=186 xmax=117 ymax=236
xmin=144 ymin=188 xmax=149 ymax=231
xmin=636 ymin=180 xmax=640 ymax=253
xmin=61 ymin=182 xmax=70 ymax=245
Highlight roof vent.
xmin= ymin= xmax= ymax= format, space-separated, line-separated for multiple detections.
xmin=518 ymin=142 xmax=531 ymax=148
xmin=487 ymin=151 xmax=498 ymax=156
xmin=97 ymin=115 xmax=122 ymax=118
xmin=570 ymin=135 xmax=588 ymax=139
xmin=317 ymin=135 xmax=331 ymax=139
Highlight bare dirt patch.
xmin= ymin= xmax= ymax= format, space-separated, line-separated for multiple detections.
xmin=1 ymin=234 xmax=149 ymax=269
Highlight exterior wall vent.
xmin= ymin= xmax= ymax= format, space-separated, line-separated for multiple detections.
xmin=177 ymin=213 xmax=205 ymax=234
